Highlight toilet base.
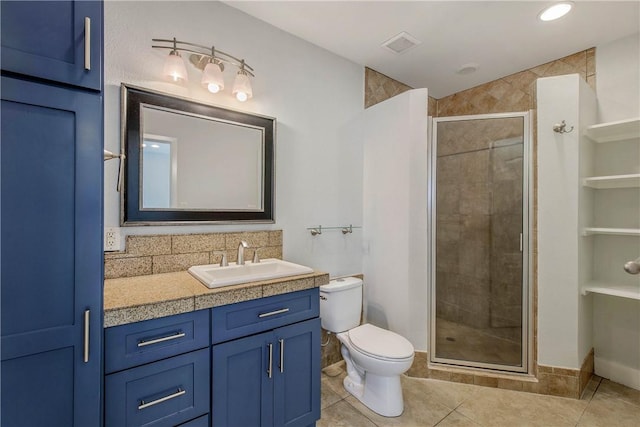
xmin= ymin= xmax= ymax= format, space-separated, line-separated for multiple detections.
xmin=343 ymin=372 xmax=404 ymax=417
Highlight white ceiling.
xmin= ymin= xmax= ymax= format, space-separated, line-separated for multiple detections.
xmin=226 ymin=1 xmax=640 ymax=98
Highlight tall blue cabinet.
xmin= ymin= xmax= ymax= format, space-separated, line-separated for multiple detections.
xmin=1 ymin=1 xmax=104 ymax=426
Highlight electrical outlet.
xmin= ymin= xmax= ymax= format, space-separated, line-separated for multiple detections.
xmin=104 ymin=227 xmax=121 ymax=251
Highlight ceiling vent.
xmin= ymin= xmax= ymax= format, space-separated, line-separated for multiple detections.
xmin=381 ymin=32 xmax=422 ymax=54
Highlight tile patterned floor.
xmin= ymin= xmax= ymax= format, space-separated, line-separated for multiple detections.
xmin=319 ymin=363 xmax=640 ymax=427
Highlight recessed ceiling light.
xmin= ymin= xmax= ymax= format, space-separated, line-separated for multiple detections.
xmin=538 ymin=2 xmax=573 ymax=21
xmin=457 ymin=63 xmax=479 ymax=75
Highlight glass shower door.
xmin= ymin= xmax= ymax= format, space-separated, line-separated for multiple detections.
xmin=431 ymin=113 xmax=530 ymax=372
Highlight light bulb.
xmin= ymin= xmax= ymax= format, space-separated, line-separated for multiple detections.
xmin=232 ymin=70 xmax=252 ymax=102
xmin=163 ymin=51 xmax=188 ymax=83
xmin=201 ymin=61 xmax=225 ymax=94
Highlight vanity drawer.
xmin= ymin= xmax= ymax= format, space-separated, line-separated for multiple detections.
xmin=177 ymin=414 xmax=209 ymax=427
xmin=212 ymin=288 xmax=319 ymax=344
xmin=105 ymin=310 xmax=209 ymax=373
xmin=105 ymin=348 xmax=209 ymax=427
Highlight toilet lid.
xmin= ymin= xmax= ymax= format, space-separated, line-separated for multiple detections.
xmin=348 ymin=324 xmax=414 ymax=360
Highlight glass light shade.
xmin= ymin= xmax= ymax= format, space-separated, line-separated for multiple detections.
xmin=539 ymin=2 xmax=573 ymax=21
xmin=163 ymin=51 xmax=188 ymax=82
xmin=201 ymin=61 xmax=225 ymax=93
xmin=232 ymin=72 xmax=253 ymax=102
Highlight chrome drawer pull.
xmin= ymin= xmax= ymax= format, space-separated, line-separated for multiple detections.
xmin=258 ymin=308 xmax=290 ymax=318
xmin=83 ymin=309 xmax=90 ymax=363
xmin=84 ymin=17 xmax=91 ymax=70
xmin=138 ymin=388 xmax=185 ymax=410
xmin=267 ymin=343 xmax=273 ymax=378
xmin=279 ymin=339 xmax=284 ymax=373
xmin=137 ymin=332 xmax=186 ymax=347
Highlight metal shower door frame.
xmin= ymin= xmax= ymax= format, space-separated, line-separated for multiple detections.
xmin=429 ymin=111 xmax=533 ymax=374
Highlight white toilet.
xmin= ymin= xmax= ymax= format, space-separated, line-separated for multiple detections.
xmin=320 ymin=277 xmax=414 ymax=417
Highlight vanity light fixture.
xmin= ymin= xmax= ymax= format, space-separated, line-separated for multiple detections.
xmin=538 ymin=2 xmax=573 ymax=21
xmin=152 ymin=37 xmax=255 ymax=101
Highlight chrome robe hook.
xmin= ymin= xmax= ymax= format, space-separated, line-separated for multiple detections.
xmin=553 ymin=120 xmax=574 ymax=134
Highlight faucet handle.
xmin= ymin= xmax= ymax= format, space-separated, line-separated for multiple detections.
xmin=214 ymin=251 xmax=228 ymax=267
xmin=252 ymin=248 xmax=261 ymax=263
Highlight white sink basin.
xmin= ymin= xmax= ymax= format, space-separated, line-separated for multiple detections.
xmin=188 ymin=258 xmax=314 ymax=289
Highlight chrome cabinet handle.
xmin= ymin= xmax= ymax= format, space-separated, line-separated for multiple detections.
xmin=258 ymin=308 xmax=290 ymax=318
xmin=138 ymin=388 xmax=185 ymax=410
xmin=83 ymin=309 xmax=90 ymax=363
xmin=279 ymin=339 xmax=284 ymax=373
xmin=267 ymin=343 xmax=273 ymax=378
xmin=84 ymin=17 xmax=91 ymax=70
xmin=137 ymin=332 xmax=186 ymax=347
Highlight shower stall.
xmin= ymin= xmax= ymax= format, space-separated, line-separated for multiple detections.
xmin=430 ymin=112 xmax=531 ymax=372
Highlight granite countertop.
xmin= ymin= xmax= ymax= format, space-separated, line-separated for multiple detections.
xmin=104 ymin=270 xmax=330 ymax=328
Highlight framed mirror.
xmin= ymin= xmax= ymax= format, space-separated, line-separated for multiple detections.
xmin=121 ymin=84 xmax=275 ymax=224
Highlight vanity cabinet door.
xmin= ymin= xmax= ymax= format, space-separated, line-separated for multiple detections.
xmin=273 ymin=318 xmax=321 ymax=427
xmin=212 ymin=330 xmax=274 ymax=427
xmin=0 ymin=76 xmax=103 ymax=426
xmin=212 ymin=317 xmax=321 ymax=427
xmin=1 ymin=0 xmax=102 ymax=90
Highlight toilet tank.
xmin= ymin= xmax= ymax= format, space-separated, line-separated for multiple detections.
xmin=319 ymin=277 xmax=362 ymax=333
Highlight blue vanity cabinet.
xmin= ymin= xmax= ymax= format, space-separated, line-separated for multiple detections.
xmin=104 ymin=310 xmax=211 ymax=427
xmin=0 ymin=75 xmax=103 ymax=426
xmin=212 ymin=289 xmax=321 ymax=427
xmin=1 ymin=0 xmax=102 ymax=90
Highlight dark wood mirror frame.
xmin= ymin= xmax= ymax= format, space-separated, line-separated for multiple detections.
xmin=121 ymin=84 xmax=275 ymax=225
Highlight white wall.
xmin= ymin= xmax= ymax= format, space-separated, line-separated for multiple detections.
xmin=592 ymin=32 xmax=640 ymax=390
xmin=362 ymin=89 xmax=430 ymax=350
xmin=537 ymin=74 xmax=596 ymax=369
xmin=596 ymin=32 xmax=640 ymax=122
xmin=104 ymin=1 xmax=364 ymax=276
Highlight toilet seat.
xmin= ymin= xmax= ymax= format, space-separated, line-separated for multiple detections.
xmin=347 ymin=324 xmax=414 ymax=361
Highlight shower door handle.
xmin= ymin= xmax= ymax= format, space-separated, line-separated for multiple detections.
xmin=519 ymin=233 xmax=523 ymax=252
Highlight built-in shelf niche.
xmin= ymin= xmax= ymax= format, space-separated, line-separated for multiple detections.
xmin=582 ymin=227 xmax=640 ymax=236
xmin=581 ymin=282 xmax=640 ymax=300
xmin=583 ymin=173 xmax=640 ymax=189
xmin=584 ymin=117 xmax=640 ymax=143
xmin=581 ymin=117 xmax=640 ymax=301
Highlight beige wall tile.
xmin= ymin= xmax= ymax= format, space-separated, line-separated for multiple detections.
xmin=172 ymin=233 xmax=225 ymax=254
xmin=497 ymin=378 xmax=524 ymax=391
xmin=268 ymin=230 xmax=283 ymax=246
xmin=104 ymin=256 xmax=152 ymax=279
xmin=474 ymin=375 xmax=499 ymax=388
xmin=127 ymin=235 xmax=172 ymax=256
xmin=105 ymin=230 xmax=284 ymax=279
xmin=321 ymin=331 xmax=342 ymax=369
xmin=543 ymin=374 xmax=579 ymax=399
xmin=152 ymin=252 xmax=210 ymax=274
xmin=364 ymin=67 xmax=412 ymax=108
xmin=451 ymin=372 xmax=475 ymax=384
xmin=225 ymin=231 xmax=270 ymax=250
xmin=429 ymin=369 xmax=452 ymax=381
xmin=406 ymin=351 xmax=429 ymax=378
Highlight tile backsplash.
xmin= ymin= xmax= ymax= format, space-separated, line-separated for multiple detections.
xmin=104 ymin=230 xmax=283 ymax=279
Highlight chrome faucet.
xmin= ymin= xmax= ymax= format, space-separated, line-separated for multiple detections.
xmin=237 ymin=241 xmax=249 ymax=265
